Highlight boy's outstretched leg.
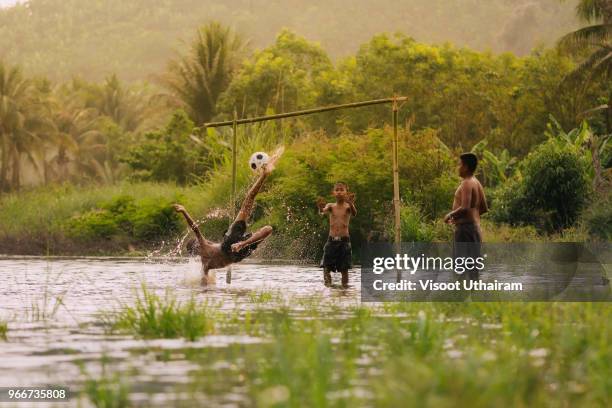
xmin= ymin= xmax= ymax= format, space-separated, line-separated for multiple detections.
xmin=340 ymin=269 xmax=349 ymax=288
xmin=234 ymin=151 xmax=281 ymax=223
xmin=231 ymin=225 xmax=273 ymax=253
xmin=324 ymin=268 xmax=332 ymax=287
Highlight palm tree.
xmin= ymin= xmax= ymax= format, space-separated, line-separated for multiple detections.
xmin=162 ymin=22 xmax=247 ymax=125
xmin=0 ymin=62 xmax=49 ymax=191
xmin=559 ymin=0 xmax=611 ymax=134
xmin=558 ymin=1 xmax=611 ymax=189
xmin=48 ymin=94 xmax=103 ymax=183
xmin=88 ymin=75 xmax=148 ymax=132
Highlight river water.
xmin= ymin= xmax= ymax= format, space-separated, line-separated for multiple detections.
xmin=0 ymin=257 xmax=360 ymax=407
xmin=0 ymin=255 xmax=609 ymax=407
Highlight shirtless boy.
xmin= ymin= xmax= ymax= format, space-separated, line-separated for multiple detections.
xmin=173 ymin=156 xmax=278 ymax=285
xmin=317 ymin=182 xmax=357 ymax=288
xmin=444 ymin=153 xmax=488 ymax=280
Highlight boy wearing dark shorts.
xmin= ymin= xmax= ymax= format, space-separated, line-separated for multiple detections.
xmin=444 ymin=152 xmax=488 ymax=281
xmin=317 ymin=182 xmax=357 ymax=288
xmin=173 ymin=154 xmax=279 ymax=285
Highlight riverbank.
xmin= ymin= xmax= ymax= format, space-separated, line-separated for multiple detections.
xmin=0 ymin=182 xmax=592 ymax=257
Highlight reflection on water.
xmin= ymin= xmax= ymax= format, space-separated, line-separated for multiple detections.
xmin=0 ymin=257 xmax=359 ymax=406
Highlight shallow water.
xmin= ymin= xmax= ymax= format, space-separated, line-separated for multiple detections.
xmin=0 ymin=256 xmax=609 ymax=407
xmin=0 ymin=257 xmax=360 ymax=407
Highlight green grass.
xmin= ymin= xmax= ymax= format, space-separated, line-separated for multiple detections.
xmin=0 ymin=321 xmax=7 ymax=341
xmin=81 ymin=359 xmax=131 ymax=408
xmin=0 ymin=182 xmax=212 ymax=255
xmin=109 ymin=284 xmax=217 ymax=341
xmin=0 ymin=182 xmax=210 ymax=236
xmin=104 ymin=287 xmax=611 ymax=407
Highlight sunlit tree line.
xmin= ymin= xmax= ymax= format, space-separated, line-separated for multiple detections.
xmin=0 ymin=0 xmax=610 ymax=192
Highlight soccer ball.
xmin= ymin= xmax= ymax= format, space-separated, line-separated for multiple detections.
xmin=248 ymin=151 xmax=269 ymax=171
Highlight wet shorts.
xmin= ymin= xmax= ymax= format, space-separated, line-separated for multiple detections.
xmin=453 ymin=223 xmax=482 ymax=280
xmin=320 ymin=236 xmax=352 ymax=272
xmin=221 ymin=220 xmax=260 ymax=263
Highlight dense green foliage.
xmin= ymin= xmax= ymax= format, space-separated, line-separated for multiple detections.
xmin=581 ymin=190 xmax=612 ymax=240
xmin=67 ymin=194 xmax=181 ymax=242
xmin=0 ymin=3 xmax=609 ymax=254
xmin=0 ymin=0 xmax=580 ymax=81
xmin=1 ymin=20 xmax=609 ymax=192
xmin=250 ymin=128 xmax=455 ymax=258
xmin=0 ymin=183 xmax=207 ymax=254
xmin=218 ymin=30 xmax=334 ymax=118
xmin=217 ymin=32 xmax=605 ymax=155
xmin=491 ymin=139 xmax=591 ymax=231
xmin=0 ymin=67 xmax=165 ymax=191
xmin=122 ymin=111 xmax=224 ymax=183
xmin=558 ymin=0 xmax=612 ymax=137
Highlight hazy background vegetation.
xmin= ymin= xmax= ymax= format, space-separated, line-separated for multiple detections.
xmin=0 ymin=0 xmax=580 ymax=82
xmin=0 ymin=0 xmax=609 ymax=256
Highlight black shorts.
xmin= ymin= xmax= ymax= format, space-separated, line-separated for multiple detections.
xmin=221 ymin=220 xmax=260 ymax=263
xmin=320 ymin=236 xmax=352 ymax=272
xmin=453 ymin=223 xmax=482 ymax=280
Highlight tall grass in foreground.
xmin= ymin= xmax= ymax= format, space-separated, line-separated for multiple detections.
xmin=105 ymin=287 xmax=611 ymax=407
xmin=109 ymin=285 xmax=216 ymax=341
xmin=80 ymin=359 xmax=130 ymax=408
xmin=0 ymin=321 xmax=7 ymax=340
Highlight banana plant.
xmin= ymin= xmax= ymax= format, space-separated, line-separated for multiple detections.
xmin=470 ymin=138 xmax=516 ymax=186
xmin=546 ymin=115 xmax=610 ymax=189
xmin=482 ymin=149 xmax=517 ymax=184
xmin=545 ymin=115 xmax=593 ymax=148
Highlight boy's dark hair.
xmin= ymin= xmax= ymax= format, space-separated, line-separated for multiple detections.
xmin=334 ymin=181 xmax=349 ymax=190
xmin=460 ymin=153 xmax=478 ymax=173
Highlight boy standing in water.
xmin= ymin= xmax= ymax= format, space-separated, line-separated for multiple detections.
xmin=444 ymin=152 xmax=488 ymax=281
xmin=173 ymin=154 xmax=279 ymax=286
xmin=317 ymin=182 xmax=357 ymax=288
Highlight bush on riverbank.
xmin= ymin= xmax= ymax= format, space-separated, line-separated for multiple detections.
xmin=491 ymin=139 xmax=592 ymax=232
xmin=66 ymin=195 xmax=181 ymax=242
xmin=0 ymin=183 xmax=208 ymax=255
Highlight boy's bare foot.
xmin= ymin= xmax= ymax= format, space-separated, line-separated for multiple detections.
xmin=201 ymin=272 xmax=216 ymax=286
xmin=263 ymin=145 xmax=284 ymax=175
xmin=231 ymin=241 xmax=244 ymax=252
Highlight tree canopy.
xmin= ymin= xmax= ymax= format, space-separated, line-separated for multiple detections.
xmin=0 ymin=0 xmax=581 ymax=82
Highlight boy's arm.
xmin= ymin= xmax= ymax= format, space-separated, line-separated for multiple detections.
xmin=173 ymin=204 xmax=207 ymax=245
xmin=479 ymin=187 xmax=489 ymax=215
xmin=346 ymin=193 xmax=357 ymax=216
xmin=316 ymin=197 xmax=331 ymax=215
